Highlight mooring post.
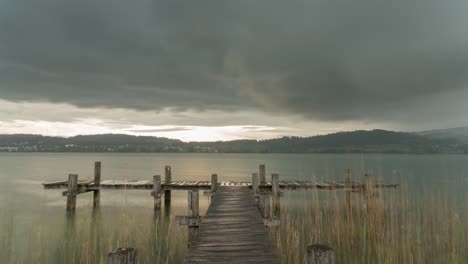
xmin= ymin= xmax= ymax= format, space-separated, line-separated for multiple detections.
xmin=272 ymin=173 xmax=280 ymax=220
xmin=164 ymin=166 xmax=172 ymax=207
xmin=211 ymin=174 xmax=218 ymax=193
xmin=252 ymin=173 xmax=259 ymax=196
xmin=93 ymin=161 xmax=101 ymax=208
xmin=66 ymin=174 xmax=78 ymax=211
xmin=259 ymin=164 xmax=266 ymax=185
xmin=107 ymin=248 xmax=138 ymax=264
xmin=306 ymin=244 xmax=335 ymax=264
xmin=153 ymin=175 xmax=161 ymax=210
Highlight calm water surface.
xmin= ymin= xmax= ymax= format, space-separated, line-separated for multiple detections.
xmin=0 ymin=153 xmax=467 ymax=263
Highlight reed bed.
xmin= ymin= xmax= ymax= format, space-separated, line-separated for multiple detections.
xmin=270 ymin=181 xmax=468 ymax=264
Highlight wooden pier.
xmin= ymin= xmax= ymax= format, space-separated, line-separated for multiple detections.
xmin=184 ymin=186 xmax=279 ymax=263
xmin=42 ymin=162 xmax=398 ymax=264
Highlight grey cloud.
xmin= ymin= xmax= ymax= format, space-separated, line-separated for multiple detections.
xmin=1 ymin=0 xmax=468 ymax=123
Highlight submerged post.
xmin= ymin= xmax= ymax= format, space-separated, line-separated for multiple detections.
xmin=66 ymin=174 xmax=78 ymax=211
xmin=306 ymin=244 xmax=335 ymax=264
xmin=153 ymin=175 xmax=161 ymax=210
xmin=164 ymin=166 xmax=172 ymax=207
xmin=107 ymin=248 xmax=138 ymax=264
xmin=211 ymin=174 xmax=218 ymax=193
xmin=259 ymin=164 xmax=266 ymax=185
xmin=93 ymin=161 xmax=101 ymax=208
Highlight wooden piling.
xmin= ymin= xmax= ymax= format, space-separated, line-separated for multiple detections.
xmin=188 ymin=190 xmax=199 ymax=220
xmin=259 ymin=164 xmax=266 ymax=185
xmin=306 ymin=244 xmax=335 ymax=264
xmin=107 ymin=248 xmax=138 ymax=264
xmin=164 ymin=166 xmax=172 ymax=206
xmin=252 ymin=173 xmax=259 ymax=196
xmin=345 ymin=175 xmax=351 ymax=211
xmin=66 ymin=174 xmax=78 ymax=211
xmin=259 ymin=193 xmax=270 ymax=219
xmin=93 ymin=161 xmax=101 ymax=208
xmin=272 ymin=173 xmax=279 ymax=197
xmin=211 ymin=174 xmax=218 ymax=193
xmin=272 ymin=173 xmax=280 ymax=220
xmin=153 ymin=175 xmax=161 ymax=210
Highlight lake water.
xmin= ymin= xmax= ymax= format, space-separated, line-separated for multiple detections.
xmin=0 ymin=153 xmax=467 ymax=263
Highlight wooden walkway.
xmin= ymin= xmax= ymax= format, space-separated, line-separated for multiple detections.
xmin=43 ymin=179 xmax=398 ymax=190
xmin=184 ymin=186 xmax=279 ymax=264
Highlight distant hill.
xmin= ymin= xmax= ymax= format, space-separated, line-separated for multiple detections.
xmin=418 ymin=126 xmax=468 ymax=143
xmin=0 ymin=130 xmax=466 ymax=154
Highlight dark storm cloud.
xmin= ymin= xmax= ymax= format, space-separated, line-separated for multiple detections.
xmin=1 ymin=0 xmax=468 ymax=121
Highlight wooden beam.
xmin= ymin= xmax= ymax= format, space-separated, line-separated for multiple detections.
xmin=252 ymin=173 xmax=259 ymax=196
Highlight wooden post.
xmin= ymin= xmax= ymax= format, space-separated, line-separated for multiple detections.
xmin=66 ymin=174 xmax=78 ymax=211
xmin=153 ymin=175 xmax=161 ymax=210
xmin=345 ymin=174 xmax=351 ymax=211
xmin=252 ymin=173 xmax=259 ymax=196
xmin=272 ymin=173 xmax=280 ymax=220
xmin=211 ymin=174 xmax=218 ymax=193
xmin=107 ymin=248 xmax=138 ymax=264
xmin=306 ymin=244 xmax=335 ymax=264
xmin=272 ymin=173 xmax=279 ymax=197
xmin=188 ymin=190 xmax=199 ymax=220
xmin=188 ymin=190 xmax=199 ymax=247
xmin=93 ymin=161 xmax=101 ymax=208
xmin=164 ymin=166 xmax=172 ymax=207
xmin=259 ymin=193 xmax=270 ymax=219
xmin=259 ymin=164 xmax=266 ymax=185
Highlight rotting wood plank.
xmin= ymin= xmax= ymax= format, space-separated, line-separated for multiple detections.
xmin=185 ymin=186 xmax=279 ymax=264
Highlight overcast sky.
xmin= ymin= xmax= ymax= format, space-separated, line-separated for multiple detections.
xmin=1 ymin=0 xmax=468 ymax=141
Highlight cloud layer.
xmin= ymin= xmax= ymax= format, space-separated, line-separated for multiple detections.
xmin=1 ymin=0 xmax=468 ymax=124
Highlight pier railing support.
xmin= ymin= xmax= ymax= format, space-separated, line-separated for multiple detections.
xmin=93 ymin=161 xmax=101 ymax=208
xmin=306 ymin=244 xmax=335 ymax=264
xmin=259 ymin=164 xmax=266 ymax=185
xmin=66 ymin=174 xmax=78 ymax=211
xmin=152 ymin=175 xmax=161 ymax=210
xmin=107 ymin=248 xmax=138 ymax=264
xmin=164 ymin=166 xmax=172 ymax=207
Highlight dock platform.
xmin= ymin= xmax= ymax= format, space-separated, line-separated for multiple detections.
xmin=184 ymin=186 xmax=280 ymax=264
